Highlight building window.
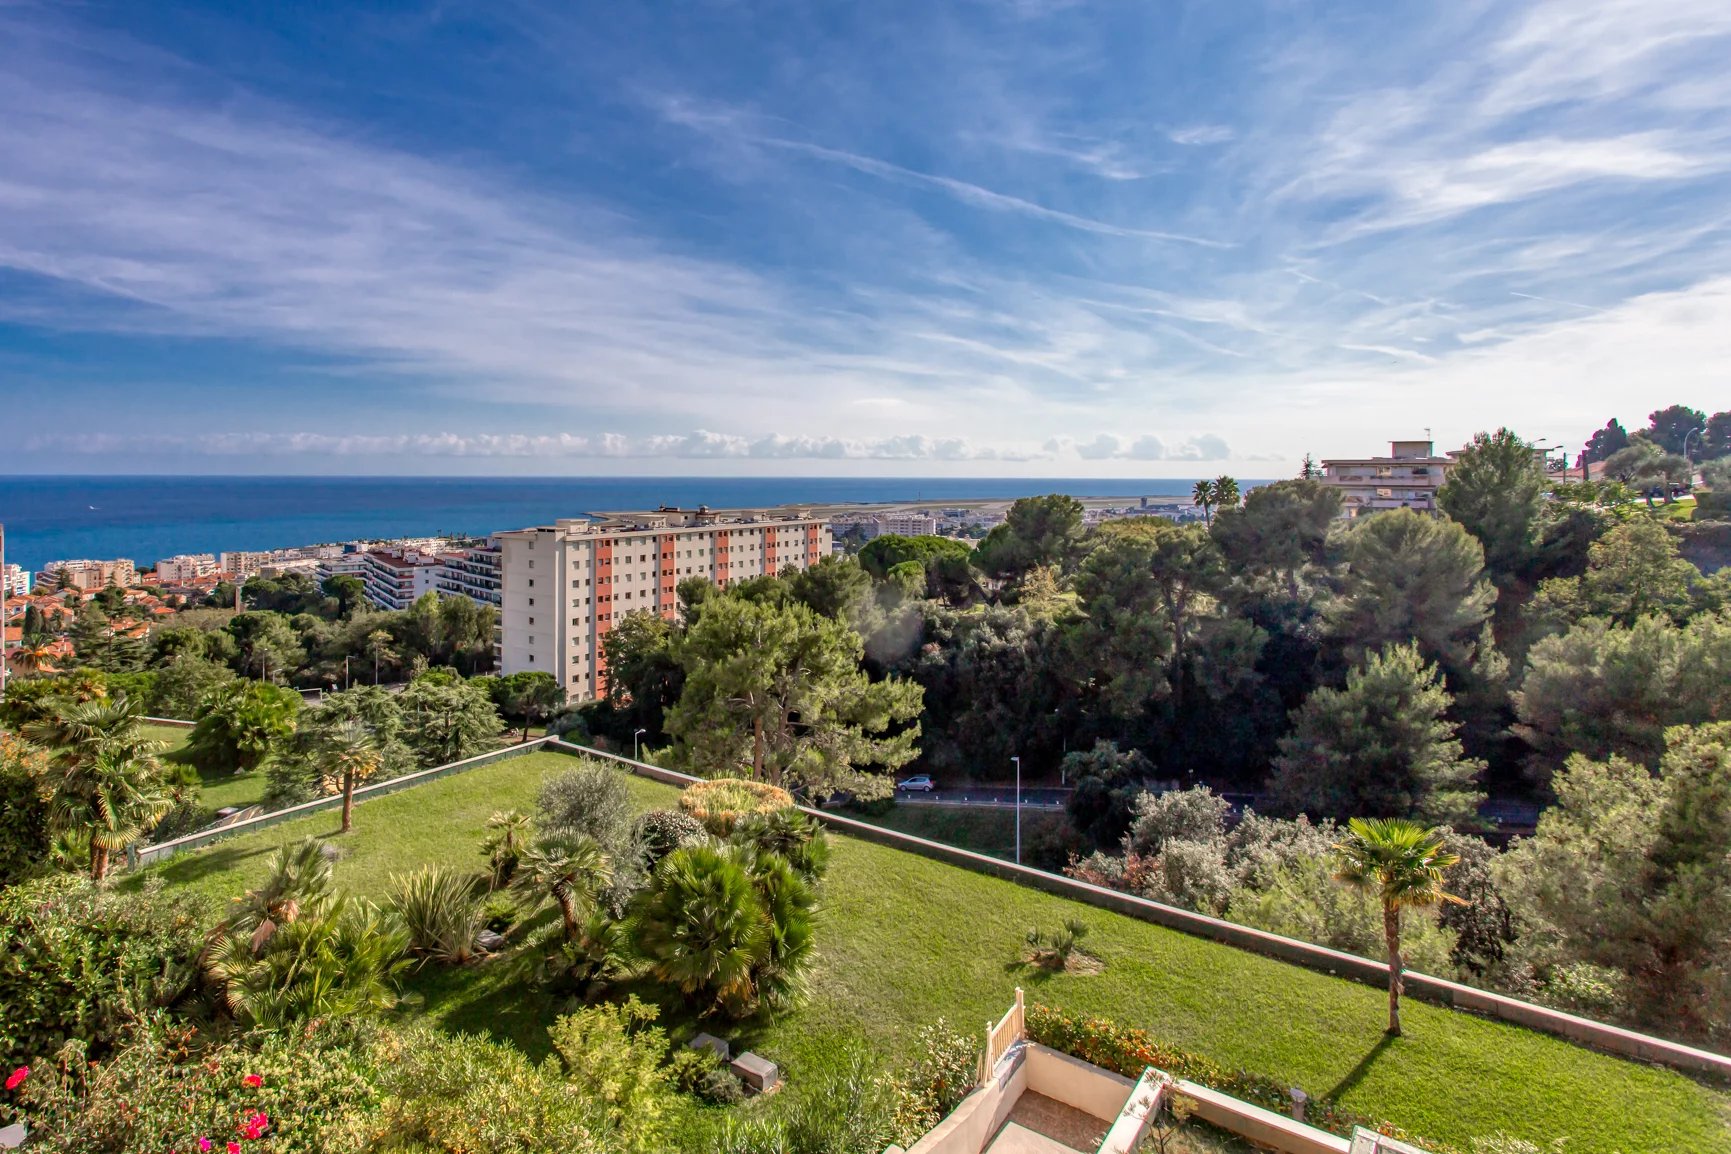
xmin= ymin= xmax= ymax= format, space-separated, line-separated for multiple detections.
xmin=528 ymin=559 xmax=535 ymax=567
xmin=527 ymin=579 xmax=534 ymax=587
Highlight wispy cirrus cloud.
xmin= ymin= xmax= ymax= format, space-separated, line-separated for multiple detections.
xmin=1 ymin=0 xmax=1729 ymax=476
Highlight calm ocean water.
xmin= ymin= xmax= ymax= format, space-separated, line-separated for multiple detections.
xmin=0 ymin=476 xmax=1253 ymax=571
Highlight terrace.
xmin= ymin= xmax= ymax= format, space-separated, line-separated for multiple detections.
xmin=896 ymin=992 xmax=1432 ymax=1154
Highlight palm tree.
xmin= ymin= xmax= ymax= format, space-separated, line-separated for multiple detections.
xmin=219 ymin=837 xmax=335 ymax=955
xmin=48 ymin=747 xmax=175 ymax=880
xmin=631 ymin=844 xmax=769 ymax=1018
xmin=206 ymin=894 xmax=408 ymax=1028
xmin=1212 ymin=475 xmax=1241 ymax=511
xmin=513 ymin=834 xmax=612 ymax=940
xmin=22 ymin=694 xmax=155 ymax=772
xmin=482 ymin=809 xmax=533 ymax=889
xmin=14 ymin=643 xmax=59 ymax=676
xmin=1332 ymin=817 xmax=1465 ymax=1036
xmin=322 ymin=719 xmax=382 ymax=834
xmin=1191 ymin=479 xmax=1216 ymax=525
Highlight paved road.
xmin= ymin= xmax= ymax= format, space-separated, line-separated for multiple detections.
xmin=893 ymin=786 xmax=1070 ymax=810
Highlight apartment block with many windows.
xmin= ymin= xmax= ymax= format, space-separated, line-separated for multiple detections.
xmin=1320 ymin=439 xmax=1455 ymax=518
xmin=497 ymin=508 xmax=832 ymax=700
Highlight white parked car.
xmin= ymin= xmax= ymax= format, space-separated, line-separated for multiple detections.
xmin=897 ymin=775 xmax=937 ymax=792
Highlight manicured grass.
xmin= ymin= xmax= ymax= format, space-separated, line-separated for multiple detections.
xmin=144 ymin=755 xmax=1731 ymax=1154
xmin=145 ymin=723 xmax=270 ymax=813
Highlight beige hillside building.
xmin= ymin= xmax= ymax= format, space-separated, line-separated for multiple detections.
xmin=496 ymin=507 xmax=832 ymax=700
xmin=1320 ymin=439 xmax=1455 ymax=518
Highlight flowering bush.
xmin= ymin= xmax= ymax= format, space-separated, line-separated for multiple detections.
xmin=4 ymin=1019 xmax=382 ymax=1153
xmin=1025 ymin=1004 xmax=1456 ymax=1153
xmin=678 ymin=778 xmax=793 ymax=834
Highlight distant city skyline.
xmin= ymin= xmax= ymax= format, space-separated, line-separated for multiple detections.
xmin=2 ymin=2 xmax=1728 ymax=476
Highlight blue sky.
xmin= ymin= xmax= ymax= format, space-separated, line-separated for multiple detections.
xmin=2 ymin=0 xmax=1729 ymax=476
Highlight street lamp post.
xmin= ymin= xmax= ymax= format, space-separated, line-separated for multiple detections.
xmin=1011 ymin=755 xmax=1022 ymax=865
xmin=634 ymin=728 xmax=647 ymax=762
xmin=1684 ymin=426 xmax=1705 ymax=467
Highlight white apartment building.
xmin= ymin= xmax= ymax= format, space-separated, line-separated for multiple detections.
xmin=38 ymin=558 xmax=137 ymax=590
xmin=497 ymin=508 xmax=832 ymax=700
xmin=436 ymin=539 xmax=503 ymax=607
xmin=154 ymin=554 xmax=219 ymax=583
xmin=359 ymin=549 xmax=447 ymax=611
xmin=2 ymin=563 xmax=30 ymax=597
xmin=1321 ymin=439 xmax=1455 ymax=518
xmin=882 ymin=511 xmax=938 ymax=537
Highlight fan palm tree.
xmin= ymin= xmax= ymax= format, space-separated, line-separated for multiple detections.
xmin=1212 ymin=475 xmax=1241 ymax=511
xmin=322 ymin=719 xmax=382 ymax=834
xmin=631 ymin=844 xmax=769 ymax=1018
xmin=219 ymin=837 xmax=335 ymax=955
xmin=513 ymin=833 xmax=612 ymax=940
xmin=482 ymin=809 xmax=534 ymax=889
xmin=1332 ymin=817 xmax=1464 ymax=1036
xmin=14 ymin=643 xmax=59 ymax=676
xmin=205 ymin=895 xmax=408 ymax=1028
xmin=1191 ymin=479 xmax=1216 ymax=524
xmin=48 ymin=746 xmax=176 ymax=880
xmin=22 ymin=694 xmax=157 ymax=772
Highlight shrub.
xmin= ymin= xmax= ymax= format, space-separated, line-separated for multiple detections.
xmin=632 ymin=808 xmax=708 ymax=872
xmin=670 ymin=1047 xmax=744 ymax=1105
xmin=678 ymin=777 xmax=793 ymax=834
xmin=391 ymin=865 xmax=486 ymax=965
xmin=205 ymin=895 xmax=409 ymax=1029
xmin=729 ymin=807 xmax=831 ymax=880
xmin=519 ymin=911 xmax=627 ymax=999
xmin=1024 ymin=918 xmax=1099 ymax=973
xmin=547 ymin=996 xmax=679 ymax=1153
xmin=631 ymin=843 xmax=814 ymax=1020
xmin=885 ymin=1018 xmax=979 ymax=1139
xmin=0 ymin=735 xmax=52 ymax=888
xmin=538 ymin=762 xmax=634 ymax=851
xmin=480 ymin=892 xmax=520 ymax=933
xmin=9 ymin=1019 xmax=383 ymax=1154
xmin=378 ymin=1028 xmax=615 ymax=1153
xmin=0 ymin=876 xmax=208 ymax=1069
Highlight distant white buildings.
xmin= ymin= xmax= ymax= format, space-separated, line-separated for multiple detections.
xmin=38 ymin=558 xmax=137 ymax=591
xmin=359 ymin=549 xmax=448 ymax=611
xmin=153 ymin=553 xmax=219 ymax=583
xmin=2 ymin=563 xmax=29 ymax=597
xmin=436 ymin=539 xmax=502 ymax=607
xmin=1321 ymin=439 xmax=1455 ymax=518
xmin=882 ymin=511 xmax=938 ymax=537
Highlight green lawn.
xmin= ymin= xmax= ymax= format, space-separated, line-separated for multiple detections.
xmin=145 ymin=722 xmax=270 ymax=813
xmin=141 ymin=753 xmax=1731 ymax=1154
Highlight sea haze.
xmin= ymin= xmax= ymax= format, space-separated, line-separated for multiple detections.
xmin=0 ymin=476 xmax=1257 ymax=571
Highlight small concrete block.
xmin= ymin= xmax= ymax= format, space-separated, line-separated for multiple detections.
xmin=475 ymin=930 xmax=506 ymax=953
xmin=688 ymin=1032 xmax=731 ymax=1061
xmin=0 ymin=1123 xmax=27 ymax=1150
xmin=730 ymin=1051 xmax=781 ymax=1093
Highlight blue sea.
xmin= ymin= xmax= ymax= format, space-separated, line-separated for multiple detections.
xmin=0 ymin=476 xmax=1249 ymax=572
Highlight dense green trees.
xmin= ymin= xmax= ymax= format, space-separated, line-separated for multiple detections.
xmin=397 ymin=673 xmax=505 ymax=765
xmin=668 ymin=594 xmax=921 ymax=796
xmin=1271 ymin=644 xmax=1485 ymax=825
xmin=1500 ymin=725 xmax=1731 ymax=1041
xmin=181 ymin=680 xmax=302 ymax=777
xmin=1438 ymin=428 xmax=1547 ymax=591
xmin=973 ymin=494 xmax=1084 ymax=582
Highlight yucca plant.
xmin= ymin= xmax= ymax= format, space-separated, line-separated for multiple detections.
xmin=391 ymin=864 xmax=486 ymax=965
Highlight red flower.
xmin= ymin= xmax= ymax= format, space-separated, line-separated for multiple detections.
xmin=4 ymin=1066 xmax=26 ymax=1090
xmin=242 ymin=1074 xmax=263 ymax=1089
xmin=227 ymin=1144 xmax=240 ymax=1154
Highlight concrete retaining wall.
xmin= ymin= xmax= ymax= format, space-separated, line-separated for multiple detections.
xmin=547 ymin=742 xmax=1731 ymax=1080
xmin=142 ymin=716 xmax=196 ymax=729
